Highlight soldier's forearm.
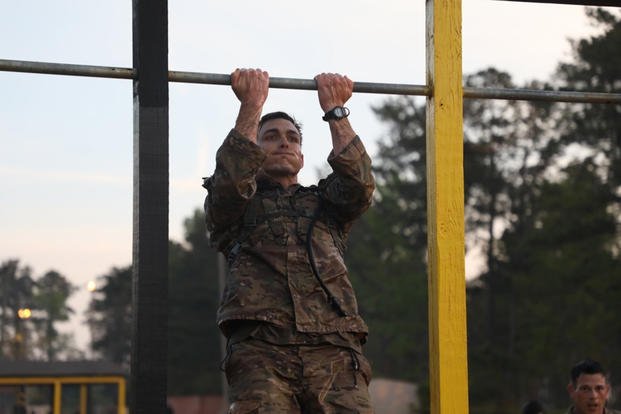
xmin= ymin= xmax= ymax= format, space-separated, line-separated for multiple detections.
xmin=329 ymin=118 xmax=357 ymax=155
xmin=234 ymin=103 xmax=263 ymax=143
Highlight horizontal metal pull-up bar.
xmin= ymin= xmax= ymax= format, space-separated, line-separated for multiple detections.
xmin=0 ymin=59 xmax=428 ymax=96
xmin=2 ymin=58 xmax=621 ymax=104
xmin=169 ymin=70 xmax=431 ymax=96
xmin=463 ymin=87 xmax=621 ymax=104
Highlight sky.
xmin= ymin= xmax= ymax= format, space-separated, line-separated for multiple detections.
xmin=0 ymin=1 xmax=617 ymax=354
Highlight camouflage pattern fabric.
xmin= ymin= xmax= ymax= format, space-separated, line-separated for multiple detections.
xmin=227 ymin=320 xmax=364 ymax=356
xmin=204 ymin=128 xmax=376 ymax=412
xmin=225 ymin=338 xmax=373 ymax=414
xmin=203 ymin=129 xmax=375 ymax=337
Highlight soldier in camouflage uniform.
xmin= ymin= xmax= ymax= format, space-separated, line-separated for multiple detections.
xmin=203 ymin=68 xmax=375 ymax=413
xmin=566 ymin=359 xmax=620 ymax=414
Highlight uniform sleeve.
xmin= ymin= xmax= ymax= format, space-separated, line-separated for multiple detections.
xmin=203 ymin=129 xmax=266 ymax=236
xmin=319 ymin=135 xmax=375 ymax=225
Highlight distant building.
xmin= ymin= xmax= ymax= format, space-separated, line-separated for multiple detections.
xmin=369 ymin=378 xmax=420 ymax=414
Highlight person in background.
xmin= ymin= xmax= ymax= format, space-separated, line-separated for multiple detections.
xmin=522 ymin=400 xmax=544 ymax=414
xmin=567 ymin=359 xmax=620 ymax=414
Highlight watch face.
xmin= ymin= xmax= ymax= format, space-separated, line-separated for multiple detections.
xmin=323 ymin=106 xmax=349 ymax=121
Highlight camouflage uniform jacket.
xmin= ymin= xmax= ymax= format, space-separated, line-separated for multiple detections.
xmin=203 ymin=128 xmax=375 ymax=338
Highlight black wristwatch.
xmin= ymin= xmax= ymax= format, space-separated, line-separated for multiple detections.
xmin=322 ymin=106 xmax=350 ymax=122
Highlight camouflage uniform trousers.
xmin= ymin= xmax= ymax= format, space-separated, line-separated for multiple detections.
xmin=224 ymin=337 xmax=374 ymax=414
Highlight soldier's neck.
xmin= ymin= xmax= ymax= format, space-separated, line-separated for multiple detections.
xmin=259 ymin=171 xmax=299 ymax=189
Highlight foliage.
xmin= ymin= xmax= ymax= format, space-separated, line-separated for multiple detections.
xmin=33 ymin=270 xmax=78 ymax=361
xmin=499 ymin=160 xmax=620 ymax=405
xmin=555 ymin=8 xmax=621 ymax=191
xmin=85 ymin=209 xmax=223 ymax=395
xmin=349 ymin=8 xmax=621 ymax=413
xmin=0 ymin=259 xmax=78 ymax=360
xmin=346 ymin=97 xmax=429 ymax=386
xmin=167 ymin=209 xmax=222 ymax=395
xmin=86 ymin=265 xmax=133 ymax=366
xmin=0 ymin=259 xmax=35 ymax=359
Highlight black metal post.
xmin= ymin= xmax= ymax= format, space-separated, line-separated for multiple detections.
xmin=131 ymin=1 xmax=169 ymax=413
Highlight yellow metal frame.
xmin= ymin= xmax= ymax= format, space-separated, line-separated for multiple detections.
xmin=426 ymin=1 xmax=469 ymax=414
xmin=0 ymin=376 xmax=126 ymax=414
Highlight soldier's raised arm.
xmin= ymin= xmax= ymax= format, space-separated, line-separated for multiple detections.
xmin=231 ymin=68 xmax=269 ymax=142
xmin=314 ymin=72 xmax=357 ymax=155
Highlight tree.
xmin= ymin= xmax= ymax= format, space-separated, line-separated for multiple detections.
xmin=555 ymin=8 xmax=621 ymax=193
xmin=346 ymin=97 xmax=429 ymax=386
xmin=353 ymin=10 xmax=621 ymax=410
xmin=499 ymin=158 xmax=621 ymax=405
xmin=85 ymin=209 xmax=223 ymax=394
xmin=32 ymin=270 xmax=77 ymax=360
xmin=167 ymin=209 xmax=222 ymax=395
xmin=0 ymin=259 xmax=36 ymax=359
xmin=0 ymin=259 xmax=79 ymax=360
xmin=86 ymin=266 xmax=133 ymax=366
xmin=461 ymin=69 xmax=562 ymax=410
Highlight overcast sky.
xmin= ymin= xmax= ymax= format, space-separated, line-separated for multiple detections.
xmin=1 ymin=1 xmax=616 ymax=353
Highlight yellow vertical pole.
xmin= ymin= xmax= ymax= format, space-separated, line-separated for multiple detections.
xmin=80 ymin=384 xmax=88 ymax=414
xmin=118 ymin=379 xmax=127 ymax=414
xmin=425 ymin=1 xmax=469 ymax=414
xmin=53 ymin=380 xmax=62 ymax=414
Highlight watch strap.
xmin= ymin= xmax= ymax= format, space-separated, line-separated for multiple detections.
xmin=322 ymin=106 xmax=350 ymax=122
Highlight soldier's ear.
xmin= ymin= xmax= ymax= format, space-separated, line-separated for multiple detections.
xmin=603 ymin=383 xmax=611 ymax=400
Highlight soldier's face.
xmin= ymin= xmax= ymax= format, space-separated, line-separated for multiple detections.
xmin=257 ymin=118 xmax=304 ymax=177
xmin=568 ymin=373 xmax=610 ymax=414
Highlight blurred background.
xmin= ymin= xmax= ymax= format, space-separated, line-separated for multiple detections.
xmin=1 ymin=1 xmax=620 ymax=413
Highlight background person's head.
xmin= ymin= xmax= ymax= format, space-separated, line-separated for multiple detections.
xmin=521 ymin=400 xmax=544 ymax=414
xmin=568 ymin=359 xmax=611 ymax=414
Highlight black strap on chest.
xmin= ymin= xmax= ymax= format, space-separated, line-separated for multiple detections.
xmin=226 ymin=186 xmax=348 ymax=317
xmin=226 ymin=187 xmax=316 ymax=265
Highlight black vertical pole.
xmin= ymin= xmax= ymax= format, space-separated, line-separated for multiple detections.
xmin=131 ymin=1 xmax=168 ymax=413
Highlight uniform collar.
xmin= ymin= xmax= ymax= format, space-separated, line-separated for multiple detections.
xmin=257 ymin=174 xmax=302 ymax=193
xmin=568 ymin=405 xmax=615 ymax=414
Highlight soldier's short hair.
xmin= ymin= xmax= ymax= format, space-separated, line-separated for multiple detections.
xmin=258 ymin=111 xmax=303 ymax=144
xmin=570 ymin=359 xmax=607 ymax=386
